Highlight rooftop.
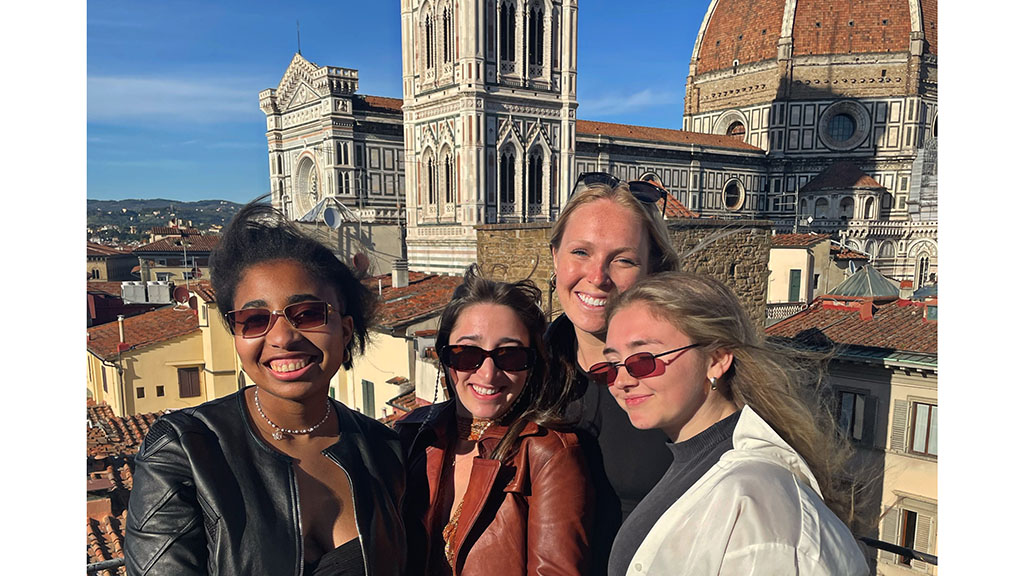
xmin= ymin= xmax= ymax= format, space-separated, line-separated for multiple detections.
xmin=802 ymin=161 xmax=885 ymax=193
xmin=133 ymin=234 xmax=221 ymax=254
xmin=766 ymin=296 xmax=936 ymax=358
xmin=771 ymin=232 xmax=831 ymax=248
xmin=576 ymin=119 xmax=763 ymax=152
xmin=365 ymin=273 xmax=462 ymax=331
xmin=87 ymin=305 xmax=199 ymax=361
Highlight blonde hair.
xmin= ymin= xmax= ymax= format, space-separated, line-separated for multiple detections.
xmin=606 ymin=271 xmax=854 ymax=525
xmin=549 ymin=182 xmax=679 ymax=274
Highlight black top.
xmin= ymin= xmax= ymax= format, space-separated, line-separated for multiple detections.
xmin=607 ymin=410 xmax=741 ymax=576
xmin=305 ymin=537 xmax=365 ymax=576
xmin=545 ymin=314 xmax=674 ymax=575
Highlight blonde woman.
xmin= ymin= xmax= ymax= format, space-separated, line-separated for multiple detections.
xmin=546 ymin=173 xmax=680 ymax=572
xmin=591 ymin=272 xmax=868 ymax=575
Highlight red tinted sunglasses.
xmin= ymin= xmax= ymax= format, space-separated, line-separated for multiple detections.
xmin=225 ymin=301 xmax=337 ymax=338
xmin=440 ymin=345 xmax=536 ymax=372
xmin=587 ymin=343 xmax=700 ymax=386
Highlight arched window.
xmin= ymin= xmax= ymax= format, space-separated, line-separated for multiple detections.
xmin=916 ymin=256 xmax=931 ymax=287
xmin=726 ymin=121 xmax=746 ymax=141
xmin=425 ymin=13 xmax=435 ymax=70
xmin=839 ymin=197 xmax=854 ymax=220
xmin=863 ymin=197 xmax=876 ymax=219
xmin=799 ymin=198 xmax=808 ymax=216
xmin=425 ymin=154 xmax=437 ymax=204
xmin=528 ymin=2 xmax=544 ymax=67
xmin=527 ymin=149 xmax=543 ymax=205
xmin=443 ymin=152 xmax=455 ymax=204
xmin=500 ymin=1 xmax=516 ymax=62
xmin=443 ymin=5 xmax=453 ymax=63
xmin=814 ymin=198 xmax=829 ymax=219
xmin=879 ymin=241 xmax=896 ymax=259
xmin=500 ymin=147 xmax=516 ymax=205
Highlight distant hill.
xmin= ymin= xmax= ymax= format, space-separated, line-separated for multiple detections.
xmin=87 ymin=199 xmax=245 ymax=243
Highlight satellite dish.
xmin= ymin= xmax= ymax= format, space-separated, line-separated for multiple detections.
xmin=323 ymin=206 xmax=343 ymax=230
xmin=173 ymin=285 xmax=191 ymax=304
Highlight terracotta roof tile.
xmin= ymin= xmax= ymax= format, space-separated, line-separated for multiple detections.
xmin=87 ymin=281 xmax=127 ymax=297
xmin=353 ymin=94 xmax=404 ymax=113
xmin=88 ymin=242 xmax=131 ymax=257
xmin=831 ymin=245 xmax=870 ymax=260
xmin=660 ymin=193 xmax=700 ymax=219
xmin=150 ymin=226 xmax=202 ymax=236
xmin=134 ymin=234 xmax=221 ymax=254
xmin=364 ymin=274 xmax=462 ymax=330
xmin=766 ymin=297 xmax=936 ymax=355
xmin=87 ymin=306 xmax=200 ymax=361
xmin=576 ymin=120 xmax=763 ymax=152
xmin=802 ymin=162 xmax=884 ymax=192
xmin=770 ymin=233 xmax=831 ymax=248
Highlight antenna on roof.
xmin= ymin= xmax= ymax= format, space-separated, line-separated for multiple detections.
xmin=296 ymin=20 xmax=301 ymax=55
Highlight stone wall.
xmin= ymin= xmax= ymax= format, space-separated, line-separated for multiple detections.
xmin=476 ymin=217 xmax=773 ymax=325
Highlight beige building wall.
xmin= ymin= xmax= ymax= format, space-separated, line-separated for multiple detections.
xmin=349 ymin=317 xmax=441 ymax=419
xmin=827 ymin=362 xmax=937 ymax=575
xmin=767 ymin=248 xmax=812 ymax=304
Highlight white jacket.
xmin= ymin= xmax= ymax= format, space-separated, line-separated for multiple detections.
xmin=625 ymin=406 xmax=869 ymax=575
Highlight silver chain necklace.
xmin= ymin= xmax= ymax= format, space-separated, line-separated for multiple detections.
xmin=253 ymin=387 xmax=331 ymax=441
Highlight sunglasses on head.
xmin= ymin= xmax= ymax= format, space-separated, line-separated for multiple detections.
xmin=571 ymin=172 xmax=669 ymax=216
xmin=587 ymin=343 xmax=701 ymax=386
xmin=225 ymin=301 xmax=337 ymax=339
xmin=440 ymin=344 xmax=536 ymax=372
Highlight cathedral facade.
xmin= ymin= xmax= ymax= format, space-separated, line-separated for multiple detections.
xmin=262 ymin=0 xmax=938 ymax=284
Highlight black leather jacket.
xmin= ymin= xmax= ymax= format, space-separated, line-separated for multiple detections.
xmin=124 ymin=388 xmax=406 ymax=576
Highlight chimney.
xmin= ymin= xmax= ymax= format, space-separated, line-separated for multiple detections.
xmin=858 ymin=300 xmax=875 ymax=321
xmin=392 ymin=259 xmax=409 ymax=289
xmin=117 ymin=315 xmax=125 ymax=343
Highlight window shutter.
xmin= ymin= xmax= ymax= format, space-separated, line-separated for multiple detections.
xmin=880 ymin=511 xmax=898 ymax=563
xmin=890 ymin=399 xmax=908 ymax=452
xmin=861 ymin=395 xmax=877 ymax=448
xmin=911 ymin=512 xmax=934 ymax=572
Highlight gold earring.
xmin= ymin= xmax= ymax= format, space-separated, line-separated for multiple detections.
xmin=709 ymin=376 xmax=718 ymax=391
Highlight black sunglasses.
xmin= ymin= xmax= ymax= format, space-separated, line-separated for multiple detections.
xmin=587 ymin=343 xmax=701 ymax=386
xmin=225 ymin=301 xmax=337 ymax=339
xmin=570 ymin=172 xmax=669 ymax=216
xmin=440 ymin=345 xmax=536 ymax=372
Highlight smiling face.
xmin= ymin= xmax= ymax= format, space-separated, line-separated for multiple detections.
xmin=551 ymin=198 xmax=650 ymax=340
xmin=603 ymin=302 xmax=733 ymax=442
xmin=231 ymin=259 xmax=353 ymax=402
xmin=446 ymin=303 xmax=532 ymax=421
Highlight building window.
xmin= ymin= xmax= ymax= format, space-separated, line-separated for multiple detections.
xmin=863 ymin=197 xmax=876 ymax=219
xmin=443 ymin=153 xmax=454 ymax=205
xmin=528 ymin=2 xmax=544 ymax=66
xmin=90 ymin=268 xmax=101 ymax=279
xmin=814 ymin=198 xmax=828 ymax=219
xmin=499 ymin=1 xmax=515 ymax=62
xmin=178 ymin=367 xmax=201 ymax=398
xmin=726 ymin=121 xmax=746 ymax=141
xmin=723 ymin=179 xmax=744 ymax=211
xmin=443 ymin=5 xmax=453 ymax=63
xmin=788 ymin=269 xmax=802 ymax=302
xmin=136 ymin=387 xmax=145 ymax=399
xmin=101 ymin=369 xmax=108 ymax=393
xmin=156 ymin=385 xmax=165 ymax=397
xmin=500 ymin=147 xmax=516 ymax=205
xmin=837 ymin=390 xmax=866 ymax=441
xmin=839 ymin=197 xmax=854 ymax=220
xmin=425 ymin=13 xmax=435 ymax=70
xmin=909 ymin=402 xmax=937 ymax=456
xmin=899 ymin=510 xmax=918 ymax=565
xmin=527 ymin=149 xmax=542 ymax=205
xmin=362 ymin=379 xmax=376 ymax=416
xmin=156 ymin=272 xmax=172 ymax=282
xmin=427 ymin=155 xmax=437 ymax=205
xmin=828 ymin=113 xmax=855 ymax=142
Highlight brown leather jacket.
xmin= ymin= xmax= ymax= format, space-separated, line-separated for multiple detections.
xmin=396 ymin=401 xmax=593 ymax=575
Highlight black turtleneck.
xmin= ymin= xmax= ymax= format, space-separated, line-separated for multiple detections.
xmin=606 ymin=410 xmax=741 ymax=576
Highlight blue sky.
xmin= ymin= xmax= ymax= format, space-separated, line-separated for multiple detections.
xmin=87 ymin=0 xmax=707 ymax=203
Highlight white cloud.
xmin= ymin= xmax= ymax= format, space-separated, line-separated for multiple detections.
xmin=579 ymin=88 xmax=678 ymax=117
xmin=88 ymin=75 xmax=263 ymax=125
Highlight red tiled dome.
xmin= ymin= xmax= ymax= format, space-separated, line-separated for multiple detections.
xmin=694 ymin=0 xmax=938 ymax=75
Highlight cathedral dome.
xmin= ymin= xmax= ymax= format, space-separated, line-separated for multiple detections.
xmin=692 ymin=0 xmax=938 ymax=76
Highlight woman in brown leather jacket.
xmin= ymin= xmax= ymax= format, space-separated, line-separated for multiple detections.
xmin=396 ymin=266 xmax=593 ymax=575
